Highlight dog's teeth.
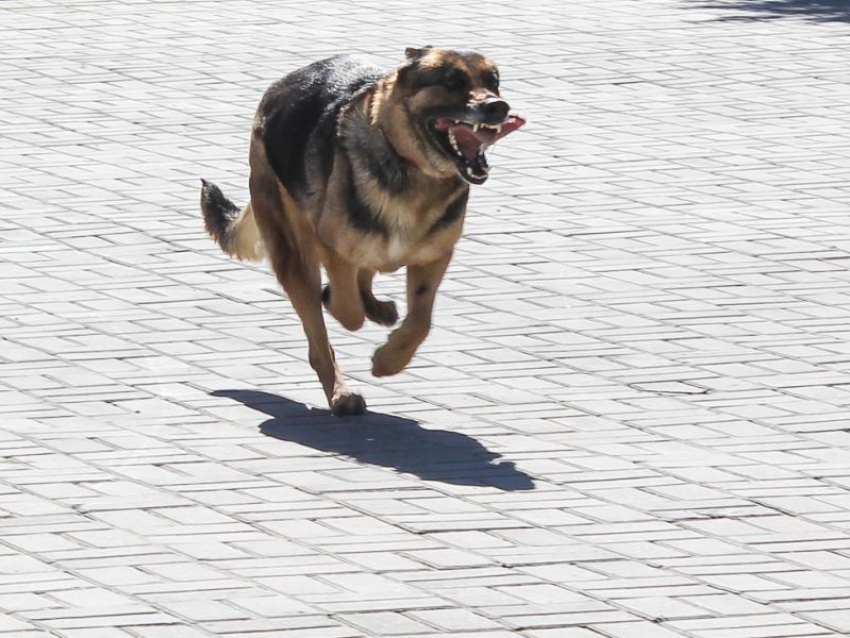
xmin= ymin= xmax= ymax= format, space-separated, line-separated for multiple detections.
xmin=473 ymin=123 xmax=481 ymax=133
xmin=496 ymin=124 xmax=502 ymax=133
xmin=448 ymin=131 xmax=460 ymax=153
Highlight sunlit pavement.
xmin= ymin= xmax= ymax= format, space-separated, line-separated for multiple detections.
xmin=3 ymin=1 xmax=850 ymax=636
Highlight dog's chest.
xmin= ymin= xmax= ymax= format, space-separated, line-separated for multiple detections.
xmin=377 ymin=232 xmax=450 ymax=270
xmin=349 ymin=215 xmax=459 ymax=271
xmin=318 ymin=165 xmax=467 ymax=270
xmin=321 ymin=196 xmax=461 ymax=271
xmin=385 ymin=235 xmax=407 ymax=262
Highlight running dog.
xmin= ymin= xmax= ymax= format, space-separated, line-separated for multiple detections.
xmin=201 ymin=46 xmax=525 ymax=415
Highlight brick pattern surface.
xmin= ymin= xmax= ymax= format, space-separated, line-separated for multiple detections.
xmin=3 ymin=0 xmax=850 ymax=636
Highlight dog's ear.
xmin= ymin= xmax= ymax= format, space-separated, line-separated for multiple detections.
xmin=398 ymin=46 xmax=434 ymax=86
xmin=405 ymin=45 xmax=433 ymax=61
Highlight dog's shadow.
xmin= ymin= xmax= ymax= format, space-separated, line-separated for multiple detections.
xmin=213 ymin=390 xmax=535 ymax=491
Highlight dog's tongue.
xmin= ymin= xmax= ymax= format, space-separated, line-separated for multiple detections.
xmin=440 ymin=115 xmax=526 ymax=161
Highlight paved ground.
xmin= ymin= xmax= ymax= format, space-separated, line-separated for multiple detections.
xmin=3 ymin=0 xmax=850 ymax=636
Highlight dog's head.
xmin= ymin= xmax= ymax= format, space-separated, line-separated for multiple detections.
xmin=389 ymin=46 xmax=525 ymax=185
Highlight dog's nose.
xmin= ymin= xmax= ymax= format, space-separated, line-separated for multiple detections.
xmin=481 ymin=97 xmax=510 ymax=122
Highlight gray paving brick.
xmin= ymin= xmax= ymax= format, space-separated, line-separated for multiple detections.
xmin=339 ymin=612 xmax=432 ymax=636
xmin=4 ymin=0 xmax=850 ymax=636
xmin=410 ymin=606 xmax=503 ymax=633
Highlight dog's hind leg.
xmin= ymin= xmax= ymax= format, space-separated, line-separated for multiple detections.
xmin=371 ymin=251 xmax=451 ymax=377
xmin=248 ymin=161 xmax=365 ymax=416
xmin=358 ymin=269 xmax=398 ymax=327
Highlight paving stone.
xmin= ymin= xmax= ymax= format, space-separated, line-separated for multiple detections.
xmin=525 ymin=630 xmax=606 ymax=638
xmin=4 ymin=0 xmax=850 ymax=636
xmin=407 ymin=608 xmax=502 ymax=632
xmin=339 ymin=612 xmax=432 ymax=636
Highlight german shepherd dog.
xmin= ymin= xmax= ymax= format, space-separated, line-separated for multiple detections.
xmin=201 ymin=46 xmax=524 ymax=416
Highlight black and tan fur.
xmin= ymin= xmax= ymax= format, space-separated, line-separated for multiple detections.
xmin=201 ymin=47 xmax=524 ymax=415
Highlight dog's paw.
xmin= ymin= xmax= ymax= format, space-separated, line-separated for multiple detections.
xmin=371 ymin=346 xmax=409 ymax=377
xmin=331 ymin=392 xmax=367 ymax=417
xmin=365 ymin=298 xmax=399 ymax=327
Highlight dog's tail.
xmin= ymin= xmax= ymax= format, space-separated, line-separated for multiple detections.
xmin=200 ymin=179 xmax=265 ymax=262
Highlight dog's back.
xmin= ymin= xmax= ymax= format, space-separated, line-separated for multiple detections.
xmin=201 ymin=56 xmax=384 ymax=262
xmin=258 ymin=55 xmax=385 ymax=201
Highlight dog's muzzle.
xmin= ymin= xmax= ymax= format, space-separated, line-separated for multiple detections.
xmin=479 ymin=97 xmax=510 ymax=123
xmin=430 ymin=106 xmax=526 ymax=184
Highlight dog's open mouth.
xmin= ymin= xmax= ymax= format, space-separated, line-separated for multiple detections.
xmin=430 ymin=114 xmax=526 ymax=184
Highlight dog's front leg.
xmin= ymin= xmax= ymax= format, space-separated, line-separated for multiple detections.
xmin=371 ymin=251 xmax=452 ymax=377
xmin=358 ymin=269 xmax=399 ymax=327
xmin=319 ymin=246 xmax=366 ymax=332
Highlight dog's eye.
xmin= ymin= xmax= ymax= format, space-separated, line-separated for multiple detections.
xmin=442 ymin=69 xmax=467 ymax=92
xmin=482 ymin=70 xmax=500 ymax=92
